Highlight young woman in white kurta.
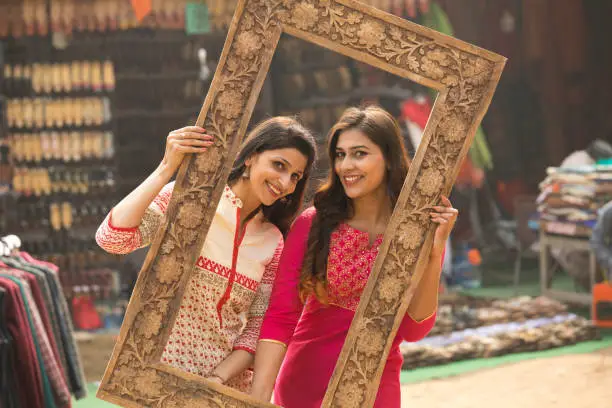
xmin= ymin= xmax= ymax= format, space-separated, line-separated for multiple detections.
xmin=96 ymin=118 xmax=316 ymax=391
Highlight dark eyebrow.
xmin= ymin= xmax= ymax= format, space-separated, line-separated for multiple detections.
xmin=272 ymin=156 xmax=303 ymax=176
xmin=336 ymin=145 xmax=370 ymax=151
xmin=272 ymin=156 xmax=291 ymax=166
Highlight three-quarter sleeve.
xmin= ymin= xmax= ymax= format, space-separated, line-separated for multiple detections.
xmin=234 ymin=239 xmax=284 ymax=354
xmin=397 ymin=312 xmax=437 ymax=342
xmin=95 ymin=181 xmax=175 ymax=254
xmin=259 ymin=208 xmax=316 ymax=347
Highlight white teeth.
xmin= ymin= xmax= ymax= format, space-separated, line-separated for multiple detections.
xmin=267 ymin=182 xmax=281 ymax=195
xmin=344 ymin=176 xmax=360 ymax=183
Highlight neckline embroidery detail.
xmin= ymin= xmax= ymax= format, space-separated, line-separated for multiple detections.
xmin=224 ymin=185 xmax=243 ymax=208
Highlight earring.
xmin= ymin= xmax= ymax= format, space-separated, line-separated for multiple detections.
xmin=242 ymin=166 xmax=250 ymax=179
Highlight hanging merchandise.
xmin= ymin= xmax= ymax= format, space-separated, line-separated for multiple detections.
xmin=198 ymin=48 xmax=212 ymax=81
xmin=0 ymin=42 xmax=8 ymax=197
xmin=401 ymin=94 xmax=431 ymax=150
xmin=421 ymin=2 xmax=494 ymax=170
xmin=401 ymin=97 xmax=484 ymax=189
xmin=130 ymin=0 xmax=153 ymax=22
xmin=0 ymin=0 xmax=196 ymax=38
xmin=186 ymin=2 xmax=212 ymax=35
xmin=2 ymin=58 xmax=118 ymax=255
xmin=0 ymin=235 xmax=87 ymax=407
xmin=71 ymin=291 xmax=103 ymax=331
xmin=0 ymin=28 xmax=132 ymax=338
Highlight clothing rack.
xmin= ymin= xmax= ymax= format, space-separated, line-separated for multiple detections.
xmin=0 ymin=233 xmax=87 ymax=408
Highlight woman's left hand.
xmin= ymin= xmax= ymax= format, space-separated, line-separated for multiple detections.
xmin=430 ymin=196 xmax=458 ymax=256
xmin=206 ymin=375 xmax=224 ymax=385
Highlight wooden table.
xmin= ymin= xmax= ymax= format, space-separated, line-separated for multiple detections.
xmin=539 ymin=229 xmax=596 ymax=306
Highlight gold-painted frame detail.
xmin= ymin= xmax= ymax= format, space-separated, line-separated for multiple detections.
xmin=97 ymin=1 xmax=505 ymax=407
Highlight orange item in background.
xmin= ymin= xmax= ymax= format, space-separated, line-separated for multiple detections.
xmin=468 ymin=249 xmax=482 ymax=266
xmin=131 ymin=0 xmax=152 ymax=22
xmin=592 ymin=283 xmax=612 ymax=328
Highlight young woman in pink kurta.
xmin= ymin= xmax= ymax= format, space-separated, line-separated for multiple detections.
xmin=96 ymin=117 xmax=316 ymax=391
xmin=251 ymin=106 xmax=458 ymax=407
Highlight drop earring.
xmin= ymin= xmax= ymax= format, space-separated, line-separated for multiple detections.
xmin=242 ymin=165 xmax=250 ymax=179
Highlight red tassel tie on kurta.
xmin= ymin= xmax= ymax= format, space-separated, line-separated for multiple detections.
xmin=216 ymin=207 xmax=248 ymax=328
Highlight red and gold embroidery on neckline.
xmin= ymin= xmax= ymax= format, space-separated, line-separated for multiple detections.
xmin=324 ymin=223 xmax=384 ymax=311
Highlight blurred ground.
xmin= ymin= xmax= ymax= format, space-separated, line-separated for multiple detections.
xmin=401 ymin=347 xmax=612 ymax=408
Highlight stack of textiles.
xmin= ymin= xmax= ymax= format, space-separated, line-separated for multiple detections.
xmin=401 ymin=313 xmax=598 ymax=369
xmin=430 ymin=296 xmax=568 ymax=336
xmin=537 ymin=165 xmax=612 ymax=237
xmin=0 ymin=250 xmax=87 ymax=408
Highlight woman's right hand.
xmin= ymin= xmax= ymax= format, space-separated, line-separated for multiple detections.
xmin=161 ymin=126 xmax=214 ymax=174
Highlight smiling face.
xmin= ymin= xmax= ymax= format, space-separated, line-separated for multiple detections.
xmin=246 ymin=147 xmax=309 ymax=206
xmin=334 ymin=128 xmax=387 ymax=200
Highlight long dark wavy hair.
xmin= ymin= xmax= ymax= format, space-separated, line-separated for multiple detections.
xmin=299 ymin=106 xmax=410 ymax=302
xmin=227 ymin=116 xmax=317 ymax=235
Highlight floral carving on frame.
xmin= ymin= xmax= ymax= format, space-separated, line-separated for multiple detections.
xmin=97 ymin=1 xmax=505 ymax=407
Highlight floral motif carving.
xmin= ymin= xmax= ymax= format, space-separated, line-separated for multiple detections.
xmin=235 ymin=32 xmax=262 ymax=59
xmin=356 ymin=326 xmax=386 ymax=357
xmin=335 ymin=381 xmax=365 ymax=407
xmin=292 ymin=2 xmax=319 ymax=29
xmin=417 ymin=168 xmax=444 ymax=196
xmin=98 ymin=1 xmax=504 ymax=408
xmin=377 ymin=275 xmax=403 ymax=303
xmin=177 ymin=201 xmax=206 ymax=228
xmin=356 ymin=20 xmax=386 ymax=48
xmin=397 ymin=220 xmax=425 ymax=250
xmin=141 ymin=311 xmax=163 ymax=339
xmin=216 ymin=89 xmax=246 ymax=119
xmin=439 ymin=114 xmax=468 ymax=143
xmin=154 ymin=254 xmax=181 ymax=284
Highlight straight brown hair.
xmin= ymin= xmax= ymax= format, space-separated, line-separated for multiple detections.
xmin=299 ymin=106 xmax=410 ymax=302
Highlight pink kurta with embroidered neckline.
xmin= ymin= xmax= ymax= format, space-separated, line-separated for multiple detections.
xmin=259 ymin=207 xmax=436 ymax=408
xmin=96 ymin=182 xmax=283 ymax=392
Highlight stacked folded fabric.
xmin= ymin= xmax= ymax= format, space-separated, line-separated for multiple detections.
xmin=401 ymin=314 xmax=598 ymax=369
xmin=430 ymin=296 xmax=568 ymax=336
xmin=400 ymin=295 xmax=599 ymax=369
xmin=537 ymin=165 xmax=612 ymax=236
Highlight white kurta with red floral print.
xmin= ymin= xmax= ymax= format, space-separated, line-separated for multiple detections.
xmin=96 ymin=182 xmax=283 ymax=391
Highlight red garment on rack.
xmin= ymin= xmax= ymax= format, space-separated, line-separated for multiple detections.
xmin=0 ymin=277 xmax=44 ymax=408
xmin=0 ymin=267 xmax=72 ymax=407
xmin=19 ymin=271 xmax=62 ymax=370
xmin=71 ymin=295 xmax=102 ymax=331
xmin=401 ymin=98 xmax=432 ymax=129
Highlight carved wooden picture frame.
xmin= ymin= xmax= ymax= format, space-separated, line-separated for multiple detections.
xmin=97 ymin=1 xmax=505 ymax=407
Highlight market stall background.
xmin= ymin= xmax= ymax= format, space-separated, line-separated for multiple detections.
xmin=1 ymin=1 xmax=612 ymax=407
